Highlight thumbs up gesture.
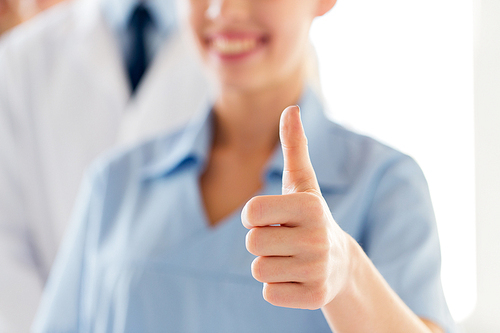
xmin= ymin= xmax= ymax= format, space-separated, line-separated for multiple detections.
xmin=242 ymin=106 xmax=353 ymax=310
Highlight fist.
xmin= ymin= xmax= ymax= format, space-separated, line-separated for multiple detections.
xmin=242 ymin=106 xmax=352 ymax=310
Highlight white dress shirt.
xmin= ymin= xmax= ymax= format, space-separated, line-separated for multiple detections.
xmin=0 ymin=0 xmax=210 ymax=331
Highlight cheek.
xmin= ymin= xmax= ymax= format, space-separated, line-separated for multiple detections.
xmin=187 ymin=1 xmax=208 ymax=29
xmin=263 ymin=4 xmax=313 ymax=54
xmin=272 ymin=21 xmax=310 ymax=61
xmin=187 ymin=8 xmax=207 ymax=47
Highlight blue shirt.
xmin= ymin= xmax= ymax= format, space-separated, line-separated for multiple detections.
xmin=33 ymin=89 xmax=456 ymax=332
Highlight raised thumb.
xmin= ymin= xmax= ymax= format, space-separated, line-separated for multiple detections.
xmin=279 ymin=105 xmax=320 ymax=195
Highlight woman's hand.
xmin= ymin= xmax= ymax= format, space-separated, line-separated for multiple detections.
xmin=242 ymin=106 xmax=444 ymax=333
xmin=241 ymin=105 xmax=353 ymax=310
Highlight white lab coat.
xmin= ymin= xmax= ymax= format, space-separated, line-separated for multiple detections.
xmin=0 ymin=0 xmax=210 ymax=331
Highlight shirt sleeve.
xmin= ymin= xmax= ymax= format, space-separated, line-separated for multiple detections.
xmin=363 ymin=154 xmax=457 ymax=333
xmin=31 ymin=167 xmax=105 ymax=333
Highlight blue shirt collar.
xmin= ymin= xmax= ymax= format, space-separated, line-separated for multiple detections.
xmin=140 ymin=109 xmax=213 ymax=179
xmin=141 ymin=88 xmax=350 ymax=191
xmin=101 ymin=0 xmax=177 ymax=36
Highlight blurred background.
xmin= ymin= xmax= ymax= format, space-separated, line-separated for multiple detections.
xmin=309 ymin=0 xmax=499 ymax=331
xmin=1 ymin=0 xmax=499 ymax=331
xmin=310 ymin=0 xmax=475 ymax=325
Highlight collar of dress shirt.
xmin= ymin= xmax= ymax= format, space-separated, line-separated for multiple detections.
xmin=140 ymin=87 xmax=351 ymax=192
xmin=140 ymin=109 xmax=213 ymax=180
xmin=101 ymin=0 xmax=177 ymax=38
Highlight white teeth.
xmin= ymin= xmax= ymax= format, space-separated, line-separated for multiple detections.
xmin=211 ymin=38 xmax=258 ymax=55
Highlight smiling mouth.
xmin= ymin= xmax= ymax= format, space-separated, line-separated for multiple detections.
xmin=208 ymin=36 xmax=266 ymax=56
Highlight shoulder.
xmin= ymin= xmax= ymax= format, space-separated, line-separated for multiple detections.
xmin=325 ymin=122 xmax=434 ymax=241
xmin=1 ymin=1 xmax=78 ymax=55
xmin=74 ymin=127 xmax=189 ymax=233
xmin=339 ymin=122 xmax=419 ymax=178
xmin=0 ymin=0 xmax=99 ymax=75
xmin=331 ymin=122 xmax=401 ymax=158
xmin=309 ymin=117 xmax=419 ymax=193
xmin=0 ymin=1 xmax=87 ymax=106
xmin=89 ymin=127 xmax=188 ymax=186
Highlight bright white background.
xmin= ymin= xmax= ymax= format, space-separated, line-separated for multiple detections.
xmin=463 ymin=0 xmax=500 ymax=331
xmin=309 ymin=0 xmax=475 ymax=323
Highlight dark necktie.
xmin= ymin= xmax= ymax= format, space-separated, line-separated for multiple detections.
xmin=127 ymin=4 xmax=152 ymax=93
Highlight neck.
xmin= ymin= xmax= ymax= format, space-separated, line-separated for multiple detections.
xmin=212 ymin=72 xmax=305 ymax=156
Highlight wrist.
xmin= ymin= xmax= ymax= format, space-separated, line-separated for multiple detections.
xmin=321 ymin=234 xmax=368 ymax=327
xmin=334 ymin=233 xmax=365 ymax=303
xmin=321 ymin=235 xmax=432 ymax=333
